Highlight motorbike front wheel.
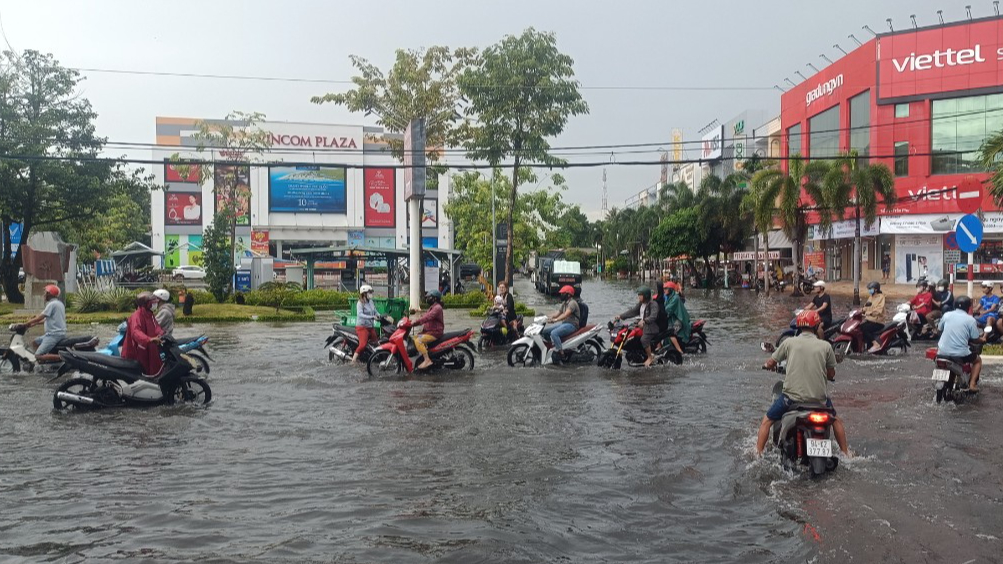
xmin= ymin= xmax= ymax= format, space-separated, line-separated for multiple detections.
xmin=53 ymin=377 xmax=98 ymax=410
xmin=507 ymin=344 xmax=538 ymax=368
xmin=367 ymin=349 xmax=402 ymax=377
xmin=597 ymin=349 xmax=619 ymax=369
xmin=833 ymin=340 xmax=853 ymax=359
xmin=169 ymin=377 xmax=212 ymax=406
xmin=443 ymin=347 xmax=475 ymax=371
xmin=0 ymin=354 xmax=20 ymax=375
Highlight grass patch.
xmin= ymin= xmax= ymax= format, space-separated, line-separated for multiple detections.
xmin=0 ymin=303 xmax=315 ymax=324
xmin=0 ymin=302 xmax=15 ymax=317
xmin=468 ymin=301 xmax=536 ymax=318
xmin=981 ymin=344 xmax=1003 ymax=356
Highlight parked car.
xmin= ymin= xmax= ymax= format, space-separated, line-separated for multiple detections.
xmin=172 ymin=265 xmax=206 ymax=281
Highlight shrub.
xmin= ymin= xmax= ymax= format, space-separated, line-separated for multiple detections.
xmin=105 ymin=287 xmax=139 ymax=312
xmin=187 ymin=289 xmax=217 ymax=305
xmin=441 ymin=292 xmax=488 ymax=309
xmin=72 ymin=287 xmax=106 ymax=313
xmin=469 ymin=300 xmax=535 ymax=317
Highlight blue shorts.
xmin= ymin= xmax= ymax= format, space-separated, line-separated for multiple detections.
xmin=766 ymin=394 xmax=834 ymax=421
xmin=978 ymin=313 xmax=998 ymax=326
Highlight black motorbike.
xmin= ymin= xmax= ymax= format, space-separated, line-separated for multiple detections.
xmin=477 ymin=311 xmax=524 ymax=352
xmin=324 ymin=315 xmax=395 ymax=363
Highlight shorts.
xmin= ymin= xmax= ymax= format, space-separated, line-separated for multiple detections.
xmin=977 ymin=312 xmax=998 ymax=326
xmin=940 ymin=351 xmax=977 ymax=364
xmin=33 ymin=334 xmax=65 ymax=356
xmin=640 ymin=333 xmax=656 ymax=348
xmin=766 ymin=394 xmax=835 ymax=421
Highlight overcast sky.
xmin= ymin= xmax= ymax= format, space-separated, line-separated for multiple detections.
xmin=0 ymin=0 xmax=983 ymax=215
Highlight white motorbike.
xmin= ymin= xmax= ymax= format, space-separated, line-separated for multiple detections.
xmin=506 ymin=315 xmax=604 ymax=367
xmin=0 ymin=323 xmax=98 ymax=374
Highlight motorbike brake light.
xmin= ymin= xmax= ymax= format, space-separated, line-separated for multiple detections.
xmin=807 ymin=412 xmax=830 ymax=424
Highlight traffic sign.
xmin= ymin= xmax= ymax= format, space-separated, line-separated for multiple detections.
xmin=956 ymin=214 xmax=983 ymax=253
xmin=956 ymin=177 xmax=984 ymax=214
xmin=945 ymin=232 xmax=959 ymax=250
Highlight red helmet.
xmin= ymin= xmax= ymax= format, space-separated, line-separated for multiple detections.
xmin=663 ymin=281 xmax=679 ymax=292
xmin=44 ymin=284 xmax=60 ymax=298
xmin=795 ymin=309 xmax=822 ymax=328
xmin=559 ymin=285 xmax=575 ymax=295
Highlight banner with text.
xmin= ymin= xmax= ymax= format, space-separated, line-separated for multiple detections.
xmin=364 ymin=168 xmax=396 ymax=227
xmin=268 ymin=166 xmax=347 ymax=213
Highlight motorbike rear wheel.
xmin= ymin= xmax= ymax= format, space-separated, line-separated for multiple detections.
xmin=809 ymin=456 xmax=828 ymax=478
xmin=169 ymin=377 xmax=212 ymax=406
xmin=507 ymin=344 xmax=538 ymax=368
xmin=833 ymin=340 xmax=852 ymax=359
xmin=477 ymin=336 xmax=493 ymax=354
xmin=52 ymin=377 xmax=98 ymax=410
xmin=367 ymin=349 xmax=402 ymax=377
xmin=443 ymin=347 xmax=475 ymax=371
xmin=183 ymin=353 xmax=210 ymax=375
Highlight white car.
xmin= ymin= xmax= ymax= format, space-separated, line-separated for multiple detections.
xmin=172 ymin=265 xmax=206 ymax=281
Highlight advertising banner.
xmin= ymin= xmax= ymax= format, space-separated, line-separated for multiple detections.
xmin=165 ymin=162 xmax=201 ymax=183
xmin=251 ymin=229 xmax=269 ymax=256
xmin=268 ymin=166 xmax=347 ymax=213
xmin=804 ymin=251 xmax=826 ymax=276
xmin=188 ymin=235 xmax=204 ymax=267
xmin=214 ymin=165 xmax=251 ymax=225
xmin=165 ymin=192 xmax=203 ymax=226
xmin=364 ymin=168 xmax=396 ymax=227
xmin=8 ymin=222 xmax=21 ymax=258
xmin=701 ymin=126 xmax=723 ymax=160
xmin=422 ymin=200 xmax=438 ymax=228
xmin=165 ymin=235 xmax=180 ymax=269
xmin=404 ymin=118 xmax=427 ymax=200
xmin=811 ymin=218 xmax=880 ymax=239
xmin=895 ymin=235 xmax=944 ymax=284
xmin=876 ymin=18 xmax=1003 ymax=104
xmin=731 ymin=251 xmax=780 ymax=261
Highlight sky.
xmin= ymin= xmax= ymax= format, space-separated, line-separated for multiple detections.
xmin=0 ymin=0 xmax=986 ymax=216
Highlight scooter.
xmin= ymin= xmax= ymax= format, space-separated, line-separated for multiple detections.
xmin=774 ymin=310 xmax=846 ymax=348
xmin=99 ymin=321 xmax=213 ymax=375
xmin=324 ymin=315 xmax=395 ymax=363
xmin=477 ymin=310 xmax=524 ymax=352
xmin=925 ymin=331 xmax=989 ymax=404
xmin=830 ymin=305 xmax=910 ymax=357
xmin=765 ymin=378 xmax=840 ymax=478
xmin=0 ymin=324 xmax=98 ymax=374
xmin=506 ymin=316 xmax=604 ymax=367
xmin=366 ymin=317 xmax=476 ymax=377
xmin=597 ymin=319 xmax=681 ymax=369
xmin=52 ymin=336 xmax=212 ymax=410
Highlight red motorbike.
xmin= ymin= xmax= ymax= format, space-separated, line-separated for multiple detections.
xmin=926 ymin=339 xmax=986 ymax=404
xmin=366 ymin=317 xmax=476 ymax=377
xmin=830 ymin=308 xmax=910 ymax=357
xmin=597 ymin=320 xmax=682 ymax=369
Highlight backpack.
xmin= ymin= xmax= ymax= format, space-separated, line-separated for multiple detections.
xmin=576 ymin=298 xmax=590 ymax=327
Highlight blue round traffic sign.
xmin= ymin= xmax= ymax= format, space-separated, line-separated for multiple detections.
xmin=956 ymin=214 xmax=983 ymax=253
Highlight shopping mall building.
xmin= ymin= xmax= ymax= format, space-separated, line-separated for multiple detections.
xmin=781 ymin=15 xmax=1003 ymax=284
xmin=151 ymin=117 xmax=451 ymax=281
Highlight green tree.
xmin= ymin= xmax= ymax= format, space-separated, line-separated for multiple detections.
xmin=748 ymin=155 xmax=829 ymax=295
xmin=201 ymin=213 xmax=232 ymax=303
xmin=983 ymin=129 xmax=1003 ymax=203
xmin=257 ymin=281 xmax=302 ymax=313
xmin=0 ymin=50 xmax=117 ymax=302
xmin=822 ymin=150 xmax=896 ymax=305
xmin=60 ymin=168 xmax=158 ymax=261
xmin=697 ymin=173 xmax=751 ymax=284
xmin=459 ymin=28 xmax=588 ymax=286
xmin=658 ymin=181 xmax=696 ymax=212
xmin=650 ymin=207 xmax=706 ymax=278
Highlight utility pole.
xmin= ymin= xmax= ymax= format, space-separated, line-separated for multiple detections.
xmin=404 ymin=119 xmax=427 ymax=307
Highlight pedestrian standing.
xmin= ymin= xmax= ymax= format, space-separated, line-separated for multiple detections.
xmin=182 ymin=288 xmax=195 ymax=316
xmin=881 ymin=254 xmax=891 ymax=282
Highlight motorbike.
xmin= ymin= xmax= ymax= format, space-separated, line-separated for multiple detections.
xmin=775 ymin=310 xmax=845 ymax=348
xmin=477 ymin=310 xmax=524 ymax=352
xmin=765 ymin=378 xmax=840 ymax=478
xmin=682 ymin=320 xmax=710 ymax=354
xmin=830 ymin=305 xmax=910 ymax=357
xmin=366 ymin=317 xmax=476 ymax=377
xmin=99 ymin=321 xmax=213 ymax=375
xmin=507 ymin=316 xmax=603 ymax=367
xmin=597 ymin=319 xmax=681 ymax=369
xmin=324 ymin=315 xmax=395 ymax=363
xmin=926 ymin=332 xmax=989 ymax=404
xmin=52 ymin=336 xmax=212 ymax=410
xmin=903 ymin=305 xmax=939 ymax=342
xmin=0 ymin=323 xmax=99 ymax=374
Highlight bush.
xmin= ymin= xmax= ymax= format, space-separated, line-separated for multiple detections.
xmin=441 ymin=292 xmax=488 ymax=309
xmin=105 ymin=287 xmax=138 ymax=312
xmin=72 ymin=287 xmax=106 ymax=313
xmin=239 ymin=287 xmax=352 ymax=309
xmin=469 ymin=300 xmax=536 ymax=318
xmin=187 ymin=289 xmax=217 ymax=305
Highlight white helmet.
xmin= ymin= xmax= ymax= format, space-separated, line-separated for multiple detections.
xmin=153 ymin=289 xmax=170 ymax=302
xmin=359 ymin=284 xmax=374 ymax=295
xmin=813 ymin=280 xmax=826 ymax=288
xmin=982 ymin=281 xmax=995 ymax=288
xmin=896 ymin=303 xmax=912 ymax=313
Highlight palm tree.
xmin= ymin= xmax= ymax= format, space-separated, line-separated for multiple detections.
xmin=742 ymin=186 xmax=775 ymax=296
xmin=658 ymin=181 xmax=696 ymax=212
xmin=749 ymin=155 xmax=829 ymax=296
xmin=982 ymin=129 xmax=1003 ymax=203
xmin=699 ymin=173 xmax=751 ymax=285
xmin=822 ymin=150 xmax=896 ymax=305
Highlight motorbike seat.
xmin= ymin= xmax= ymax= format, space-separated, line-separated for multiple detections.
xmin=565 ymin=324 xmax=596 ymax=340
xmin=878 ymin=322 xmax=900 ymax=333
xmin=788 ymin=402 xmax=834 ymax=413
xmin=691 ymin=320 xmax=705 ymax=331
xmin=57 ymin=335 xmax=97 ymax=349
xmin=430 ymin=330 xmax=471 ymax=347
xmin=66 ymin=350 xmax=143 ymax=372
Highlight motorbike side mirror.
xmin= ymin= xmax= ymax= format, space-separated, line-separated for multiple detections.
xmin=761 ymin=342 xmax=775 ymax=353
xmin=985 ymin=326 xmax=994 ymax=334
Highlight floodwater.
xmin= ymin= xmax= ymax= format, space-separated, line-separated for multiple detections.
xmin=1 ymin=278 xmax=1001 ymax=563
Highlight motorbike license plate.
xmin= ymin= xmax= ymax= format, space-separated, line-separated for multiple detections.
xmin=931 ymin=368 xmax=951 ymax=382
xmin=806 ymin=438 xmax=832 ymax=458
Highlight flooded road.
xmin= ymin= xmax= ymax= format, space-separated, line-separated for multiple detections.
xmin=2 ymin=277 xmax=1002 ymax=563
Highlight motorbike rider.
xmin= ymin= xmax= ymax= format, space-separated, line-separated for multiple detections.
xmin=614 ymin=286 xmax=661 ymax=367
xmin=153 ymin=289 xmax=175 ymax=338
xmin=496 ymin=281 xmax=519 ymax=334
xmin=974 ymin=281 xmax=1002 ymax=335
xmin=121 ymin=291 xmax=165 ymax=376
xmin=804 ymin=280 xmax=832 ymax=329
xmin=861 ymin=281 xmax=887 ymax=353
xmin=924 ymin=279 xmax=954 ymax=337
xmin=662 ymin=281 xmax=691 ymax=355
xmin=937 ymin=295 xmax=986 ymax=393
xmin=908 ymin=280 xmax=934 ymax=328
xmin=351 ymin=284 xmax=379 ymax=364
xmin=757 ymin=309 xmax=850 ymax=457
xmin=542 ymin=285 xmax=581 ymax=363
xmin=410 ymin=290 xmax=445 ymax=370
xmin=22 ymin=284 xmax=66 ymax=358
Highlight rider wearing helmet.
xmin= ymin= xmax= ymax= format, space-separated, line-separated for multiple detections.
xmin=924 ymin=279 xmax=954 ymax=337
xmin=153 ymin=289 xmax=175 ymax=338
xmin=543 ymin=285 xmax=581 ymax=362
xmin=662 ymin=281 xmax=691 ymax=355
xmin=22 ymin=284 xmax=66 ymax=357
xmin=908 ymin=280 xmax=934 ymax=327
xmin=805 ymin=280 xmax=833 ymax=329
xmin=758 ymin=308 xmax=850 ymax=457
xmin=121 ymin=291 xmax=165 ymax=376
xmin=615 ymin=286 xmax=661 ymax=367
xmin=937 ymin=295 xmax=986 ymax=392
xmin=411 ymin=289 xmax=445 ymax=370
xmin=352 ymin=284 xmax=378 ymax=363
xmin=862 ymin=281 xmax=887 ymax=352
xmin=974 ymin=281 xmax=1002 ymax=335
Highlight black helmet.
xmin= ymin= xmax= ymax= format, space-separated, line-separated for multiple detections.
xmin=956 ymin=295 xmax=973 ymax=313
xmin=425 ymin=290 xmax=442 ymax=304
xmin=636 ymin=286 xmax=652 ymax=300
xmin=916 ymin=280 xmax=929 ymax=289
xmin=867 ymin=281 xmax=881 ymax=292
xmin=937 ymin=278 xmax=949 ymax=290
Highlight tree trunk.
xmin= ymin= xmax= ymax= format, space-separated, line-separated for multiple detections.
xmin=790 ymin=228 xmax=803 ymax=297
xmin=853 ymin=205 xmax=861 ymax=306
xmin=753 ymin=228 xmax=760 ymax=294
xmin=764 ymin=231 xmax=772 ymax=297
xmin=505 ymin=155 xmax=520 ymax=286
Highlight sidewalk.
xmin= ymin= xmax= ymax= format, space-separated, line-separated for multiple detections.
xmin=819 ymin=280 xmax=917 ymax=300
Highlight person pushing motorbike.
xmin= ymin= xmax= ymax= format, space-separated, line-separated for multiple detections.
xmin=757 ymin=309 xmax=850 ymax=457
xmin=543 ymin=285 xmax=580 ymax=363
xmin=615 ymin=286 xmax=661 ymax=367
xmin=21 ymin=284 xmax=66 ymax=358
xmin=410 ymin=290 xmax=445 ymax=370
xmin=937 ymin=295 xmax=986 ymax=393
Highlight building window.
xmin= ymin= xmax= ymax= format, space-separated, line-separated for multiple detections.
xmin=894 ymin=141 xmax=909 ymax=176
xmin=849 ymin=91 xmax=870 ymax=159
xmin=809 ymin=105 xmax=840 ymax=160
xmin=787 ymin=123 xmax=802 ymax=157
xmin=932 ymin=93 xmax=1003 ymax=175
xmin=895 ymin=103 xmax=910 ymax=118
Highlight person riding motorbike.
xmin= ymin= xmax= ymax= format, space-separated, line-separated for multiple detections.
xmin=496 ymin=281 xmax=519 ymax=334
xmin=974 ymin=281 xmax=1002 ymax=335
xmin=121 ymin=291 xmax=165 ymax=376
xmin=21 ymin=284 xmax=66 ymax=358
xmin=924 ymin=279 xmax=954 ymax=337
xmin=410 ymin=290 xmax=445 ymax=370
xmin=757 ymin=309 xmax=850 ymax=456
xmin=352 ymin=284 xmax=379 ymax=364
xmin=662 ymin=281 xmax=691 ymax=355
xmin=804 ymin=280 xmax=832 ymax=329
xmin=861 ymin=281 xmax=887 ymax=353
xmin=908 ymin=280 xmax=934 ymax=328
xmin=614 ymin=286 xmax=661 ymax=367
xmin=937 ymin=295 xmax=985 ymax=393
xmin=542 ymin=285 xmax=581 ymax=363
xmin=153 ymin=289 xmax=175 ymax=338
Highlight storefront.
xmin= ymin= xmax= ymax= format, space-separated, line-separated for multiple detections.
xmin=780 ymin=15 xmax=1003 ymax=283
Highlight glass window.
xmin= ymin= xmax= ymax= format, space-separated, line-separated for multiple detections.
xmin=895 ymin=103 xmax=910 ymax=118
xmin=932 ymin=93 xmax=1003 ymax=175
xmin=850 ymin=91 xmax=871 ymax=159
xmin=894 ymin=142 xmax=909 ymax=177
xmin=787 ymin=123 xmax=802 ymax=157
xmin=809 ymin=105 xmax=840 ymax=160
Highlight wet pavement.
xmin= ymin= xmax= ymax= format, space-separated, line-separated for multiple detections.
xmin=1 ymin=277 xmax=1002 ymax=563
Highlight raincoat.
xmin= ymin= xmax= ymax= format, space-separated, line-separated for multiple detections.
xmin=122 ymin=306 xmax=165 ymax=376
xmin=664 ymin=291 xmax=691 ymax=343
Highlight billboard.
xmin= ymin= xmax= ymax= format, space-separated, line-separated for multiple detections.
xmin=701 ymin=126 xmax=723 ymax=160
xmin=165 ymin=192 xmax=203 ymax=226
xmin=165 ymin=161 xmax=201 ymax=183
xmin=422 ymin=200 xmax=438 ymax=228
xmin=251 ymin=229 xmax=269 ymax=256
xmin=404 ymin=118 xmax=426 ymax=200
xmin=364 ymin=168 xmax=396 ymax=227
xmin=165 ymin=235 xmax=180 ymax=269
xmin=876 ymin=18 xmax=1003 ymax=104
xmin=214 ymin=165 xmax=251 ymax=225
xmin=268 ymin=166 xmax=347 ymax=213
